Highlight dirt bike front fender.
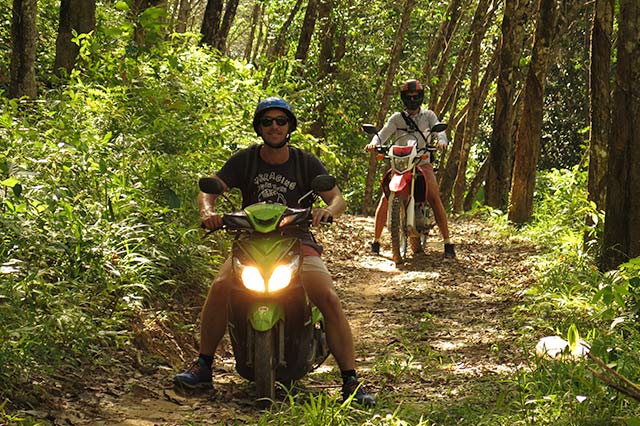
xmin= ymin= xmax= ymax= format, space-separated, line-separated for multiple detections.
xmin=249 ymin=302 xmax=285 ymax=332
xmin=388 ymin=172 xmax=412 ymax=194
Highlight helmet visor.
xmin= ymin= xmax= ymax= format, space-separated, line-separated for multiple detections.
xmin=402 ymin=93 xmax=423 ymax=110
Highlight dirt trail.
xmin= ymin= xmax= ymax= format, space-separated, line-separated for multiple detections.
xmin=39 ymin=215 xmax=536 ymax=425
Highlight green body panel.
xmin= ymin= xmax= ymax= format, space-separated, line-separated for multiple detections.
xmin=236 ymin=234 xmax=298 ymax=279
xmin=249 ymin=301 xmax=285 ymax=331
xmin=244 ymin=203 xmax=287 ymax=233
xmin=311 ymin=306 xmax=323 ymax=325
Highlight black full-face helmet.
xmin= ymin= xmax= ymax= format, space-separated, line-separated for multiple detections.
xmin=252 ymin=97 xmax=298 ymax=136
xmin=400 ymin=79 xmax=425 ymax=110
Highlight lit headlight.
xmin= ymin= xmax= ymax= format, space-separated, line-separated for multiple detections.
xmin=239 ymin=265 xmax=265 ymax=292
xmin=233 ymin=256 xmax=300 ymax=293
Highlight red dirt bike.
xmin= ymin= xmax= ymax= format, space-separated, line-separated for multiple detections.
xmin=363 ymin=122 xmax=447 ymax=264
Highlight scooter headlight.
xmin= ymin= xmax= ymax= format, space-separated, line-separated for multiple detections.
xmin=233 ymin=256 xmax=301 ymax=293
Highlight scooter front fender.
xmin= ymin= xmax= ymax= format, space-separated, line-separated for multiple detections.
xmin=248 ymin=301 xmax=285 ymax=332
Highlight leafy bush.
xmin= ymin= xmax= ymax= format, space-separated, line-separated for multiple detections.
xmin=0 ymin=30 xmax=272 ymax=406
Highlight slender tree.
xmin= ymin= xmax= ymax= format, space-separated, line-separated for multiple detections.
xmin=173 ymin=0 xmax=193 ymax=33
xmin=601 ymin=0 xmax=640 ymax=270
xmin=485 ymin=0 xmax=531 ymax=210
xmin=361 ymin=0 xmax=417 ymax=215
xmin=262 ymin=0 xmax=305 ymax=87
xmin=450 ymin=0 xmax=493 ymax=210
xmin=452 ymin=44 xmax=499 ymax=212
xmin=308 ymin=0 xmax=336 ymax=141
xmin=587 ymin=0 xmax=614 ymax=212
xmin=423 ymin=0 xmax=463 ymax=108
xmin=54 ymin=0 xmax=96 ymax=76
xmin=243 ymin=1 xmax=262 ymax=62
xmin=10 ymin=0 xmax=37 ymax=99
xmin=508 ymin=0 xmax=560 ymax=223
xmin=216 ymin=0 xmax=238 ymax=52
xmin=295 ymin=0 xmax=319 ymax=62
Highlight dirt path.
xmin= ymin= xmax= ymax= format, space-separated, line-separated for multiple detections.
xmin=41 ymin=215 xmax=536 ymax=425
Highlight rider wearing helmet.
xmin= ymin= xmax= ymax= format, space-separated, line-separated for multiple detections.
xmin=174 ymin=97 xmax=375 ymax=406
xmin=365 ymin=79 xmax=455 ymax=259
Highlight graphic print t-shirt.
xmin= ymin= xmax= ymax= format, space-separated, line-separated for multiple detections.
xmin=216 ymin=145 xmax=328 ymax=208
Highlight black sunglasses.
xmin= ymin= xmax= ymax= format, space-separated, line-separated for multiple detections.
xmin=259 ymin=116 xmax=289 ymax=127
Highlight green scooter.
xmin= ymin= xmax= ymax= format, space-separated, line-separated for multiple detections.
xmin=198 ymin=175 xmax=335 ymax=405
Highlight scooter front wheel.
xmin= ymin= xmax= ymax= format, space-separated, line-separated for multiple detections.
xmin=254 ymin=329 xmax=276 ymax=406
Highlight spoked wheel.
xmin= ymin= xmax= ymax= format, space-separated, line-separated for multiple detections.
xmin=389 ymin=193 xmax=407 ymax=265
xmin=253 ymin=329 xmax=276 ymax=407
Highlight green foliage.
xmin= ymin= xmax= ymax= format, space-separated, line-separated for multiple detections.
xmin=0 ymin=27 xmax=269 ymax=406
xmin=481 ymin=166 xmax=640 ymax=424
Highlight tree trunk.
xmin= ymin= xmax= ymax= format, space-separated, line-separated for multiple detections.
xmin=422 ymin=0 xmax=462 ymax=102
xmin=508 ymin=0 xmax=560 ymax=223
xmin=215 ymin=0 xmax=239 ymax=52
xmin=262 ymin=0 xmax=305 ymax=86
xmin=449 ymin=0 xmax=492 ymax=211
xmin=440 ymin=108 xmax=467 ymax=206
xmin=463 ymin=156 xmax=489 ymax=211
xmin=453 ymin=43 xmax=499 ymax=213
xmin=308 ymin=0 xmax=337 ymax=141
xmin=174 ymin=0 xmax=192 ymax=33
xmin=361 ymin=0 xmax=416 ymax=215
xmin=54 ymin=0 xmax=96 ymax=77
xmin=587 ymin=0 xmax=614 ymax=212
xmin=200 ymin=0 xmax=223 ymax=48
xmin=10 ymin=0 xmax=37 ymax=99
xmin=485 ymin=0 xmax=531 ymax=210
xmin=601 ymin=0 xmax=640 ymax=270
xmin=295 ymin=0 xmax=319 ymax=62
xmin=243 ymin=1 xmax=262 ymax=62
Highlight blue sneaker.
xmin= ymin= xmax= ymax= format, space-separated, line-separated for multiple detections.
xmin=173 ymin=358 xmax=212 ymax=390
xmin=342 ymin=376 xmax=375 ymax=406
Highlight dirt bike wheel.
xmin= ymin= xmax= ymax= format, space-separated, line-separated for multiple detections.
xmin=389 ymin=193 xmax=407 ymax=264
xmin=254 ymin=329 xmax=275 ymax=406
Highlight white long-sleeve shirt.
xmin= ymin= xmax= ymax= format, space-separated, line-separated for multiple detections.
xmin=371 ymin=107 xmax=448 ymax=163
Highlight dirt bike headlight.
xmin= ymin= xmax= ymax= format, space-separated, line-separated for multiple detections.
xmin=392 ymin=156 xmax=411 ymax=172
xmin=267 ymin=256 xmax=300 ymax=292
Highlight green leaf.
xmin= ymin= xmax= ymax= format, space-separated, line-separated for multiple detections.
xmin=625 ymin=416 xmax=640 ymax=426
xmin=567 ymin=324 xmax=580 ymax=353
xmin=115 ymin=1 xmax=129 ymax=11
xmin=163 ymin=188 xmax=181 ymax=209
xmin=1 ymin=177 xmax=19 ymax=187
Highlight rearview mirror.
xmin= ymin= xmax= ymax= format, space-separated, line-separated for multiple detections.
xmin=431 ymin=123 xmax=447 ymax=133
xmin=361 ymin=124 xmax=378 ymax=135
xmin=199 ymin=177 xmax=225 ymax=195
xmin=311 ymin=175 xmax=336 ymax=193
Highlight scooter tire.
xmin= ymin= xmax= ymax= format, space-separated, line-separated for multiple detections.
xmin=254 ymin=329 xmax=276 ymax=406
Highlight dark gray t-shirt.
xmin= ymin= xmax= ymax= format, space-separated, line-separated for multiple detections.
xmin=216 ymin=144 xmax=329 ymax=253
xmin=216 ymin=145 xmax=327 ymax=208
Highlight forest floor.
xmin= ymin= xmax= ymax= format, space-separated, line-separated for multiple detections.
xmin=30 ymin=214 xmax=539 ymax=425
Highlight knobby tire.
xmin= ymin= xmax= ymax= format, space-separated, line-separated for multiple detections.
xmin=389 ymin=193 xmax=407 ymax=265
